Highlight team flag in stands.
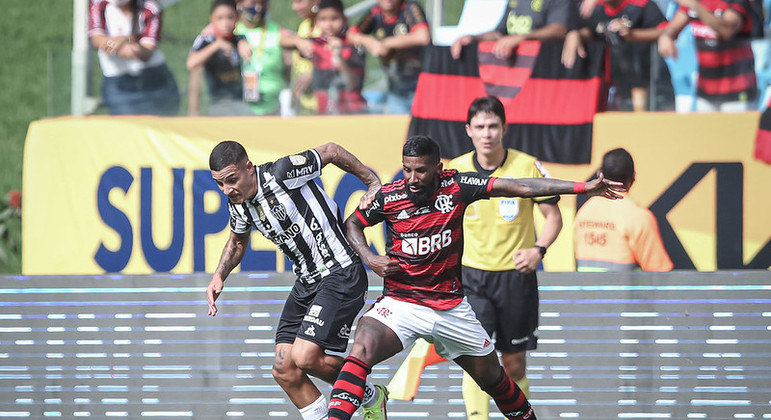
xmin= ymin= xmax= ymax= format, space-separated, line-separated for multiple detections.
xmin=409 ymin=40 xmax=607 ymax=163
xmin=756 ymin=99 xmax=771 ymax=163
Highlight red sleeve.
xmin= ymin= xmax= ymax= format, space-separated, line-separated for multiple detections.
xmin=486 ymin=177 xmax=497 ymax=194
xmin=139 ymin=1 xmax=162 ymax=46
xmin=88 ymin=0 xmax=108 ymax=36
xmin=354 ymin=208 xmax=372 ymax=227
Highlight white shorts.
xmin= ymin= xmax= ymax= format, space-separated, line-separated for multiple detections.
xmin=363 ymin=296 xmax=495 ymax=360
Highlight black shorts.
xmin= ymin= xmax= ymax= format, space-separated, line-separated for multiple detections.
xmin=462 ymin=266 xmax=539 ymax=353
xmin=275 ymin=262 xmax=367 ymax=352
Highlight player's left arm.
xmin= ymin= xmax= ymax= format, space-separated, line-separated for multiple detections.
xmin=489 ymin=173 xmax=626 ymax=199
xmin=315 ymin=142 xmax=381 ymax=206
xmin=674 ymin=0 xmax=745 ymax=40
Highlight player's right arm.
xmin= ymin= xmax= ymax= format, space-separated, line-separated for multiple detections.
xmin=207 ymin=230 xmax=250 ymax=316
xmin=344 ymin=214 xmax=400 ymax=278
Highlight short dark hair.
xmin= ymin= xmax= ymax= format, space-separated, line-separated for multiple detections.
xmin=318 ymin=0 xmax=344 ymax=13
xmin=211 ymin=0 xmax=237 ymax=13
xmin=209 ymin=140 xmax=249 ymax=171
xmin=466 ymin=96 xmax=506 ymax=124
xmin=601 ymin=148 xmax=635 ymax=184
xmin=403 ymin=135 xmax=441 ymax=164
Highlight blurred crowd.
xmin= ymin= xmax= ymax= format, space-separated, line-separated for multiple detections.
xmin=87 ymin=0 xmax=769 ymax=116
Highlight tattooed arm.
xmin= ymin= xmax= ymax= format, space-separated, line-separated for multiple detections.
xmin=489 ymin=173 xmax=626 ymax=199
xmin=206 ymin=230 xmax=250 ymax=316
xmin=344 ymin=214 xmax=399 ymax=278
xmin=315 ymin=142 xmax=381 ymax=207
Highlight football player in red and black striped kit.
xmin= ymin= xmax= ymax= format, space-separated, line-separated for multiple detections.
xmin=326 ymin=135 xmax=625 ymax=420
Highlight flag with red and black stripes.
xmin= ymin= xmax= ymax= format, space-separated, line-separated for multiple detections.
xmin=408 ymin=40 xmax=607 ymax=163
xmin=756 ymin=97 xmax=771 ymax=163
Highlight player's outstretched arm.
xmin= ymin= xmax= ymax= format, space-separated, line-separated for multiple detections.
xmin=315 ymin=142 xmax=381 ymax=204
xmin=207 ymin=230 xmax=250 ymax=316
xmin=344 ymin=214 xmax=400 ymax=278
xmin=489 ymin=173 xmax=626 ymax=199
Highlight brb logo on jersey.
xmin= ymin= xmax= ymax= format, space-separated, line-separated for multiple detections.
xmin=401 ymin=229 xmax=452 ymax=255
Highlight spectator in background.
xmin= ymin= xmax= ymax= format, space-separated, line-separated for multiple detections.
xmin=285 ymin=0 xmax=368 ymax=114
xmin=564 ymin=0 xmax=675 ymax=111
xmin=289 ymin=0 xmax=322 ymax=114
xmin=658 ymin=0 xmax=758 ymax=111
xmin=88 ymin=0 xmax=180 ymax=116
xmin=448 ymin=96 xmax=563 ymax=419
xmin=450 ymin=0 xmax=576 ymax=60
xmin=348 ymin=0 xmax=431 ymax=114
xmin=187 ymin=0 xmax=254 ymax=116
xmin=237 ymin=0 xmax=285 ymax=115
xmin=574 ymin=148 xmax=673 ymax=272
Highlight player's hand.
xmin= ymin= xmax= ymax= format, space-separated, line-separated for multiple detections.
xmin=366 ymin=255 xmax=401 ymax=278
xmin=296 ymin=38 xmax=314 ymax=58
xmin=585 ymin=173 xmax=626 ymax=199
xmin=237 ymin=39 xmax=252 ymax=61
xmin=450 ymin=35 xmax=473 ymax=59
xmin=206 ymin=276 xmax=224 ymax=316
xmin=513 ymin=248 xmax=541 ymax=273
xmin=358 ymin=185 xmax=381 ymax=210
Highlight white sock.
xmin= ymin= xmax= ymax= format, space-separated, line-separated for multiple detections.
xmin=361 ymin=382 xmax=379 ymax=408
xmin=299 ymin=395 xmax=328 ymax=420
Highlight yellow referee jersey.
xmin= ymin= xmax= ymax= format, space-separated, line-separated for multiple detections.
xmin=449 ymin=149 xmax=555 ymax=271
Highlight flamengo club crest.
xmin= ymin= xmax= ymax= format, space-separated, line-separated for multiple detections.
xmin=434 ymin=194 xmax=454 ymax=214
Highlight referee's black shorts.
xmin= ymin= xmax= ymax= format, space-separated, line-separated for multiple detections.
xmin=462 ymin=266 xmax=539 ymax=353
xmin=275 ymin=262 xmax=367 ymax=352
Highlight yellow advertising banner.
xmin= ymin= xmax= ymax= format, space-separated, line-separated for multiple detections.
xmin=22 ymin=113 xmax=770 ymax=274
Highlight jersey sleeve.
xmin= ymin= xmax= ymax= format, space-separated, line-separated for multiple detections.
xmin=546 ymin=0 xmax=574 ymax=27
xmin=269 ymin=149 xmax=323 ymax=190
xmin=404 ymin=1 xmax=430 ymax=32
xmin=640 ymin=0 xmax=667 ymax=28
xmin=190 ymin=34 xmax=211 ymax=52
xmin=88 ymin=0 xmax=108 ymax=37
xmin=629 ymin=210 xmax=674 ymax=271
xmin=353 ymin=190 xmax=386 ymax=227
xmin=139 ymin=2 xmax=163 ymax=47
xmin=228 ymin=202 xmax=250 ymax=234
xmin=353 ymin=10 xmax=377 ymax=35
xmin=455 ymin=172 xmax=495 ymax=203
xmin=495 ymin=6 xmax=512 ymax=34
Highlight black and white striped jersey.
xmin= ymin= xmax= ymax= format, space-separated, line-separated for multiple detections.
xmin=228 ymin=148 xmax=359 ymax=285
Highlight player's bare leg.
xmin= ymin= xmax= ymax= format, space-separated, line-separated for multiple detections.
xmin=327 ymin=316 xmax=403 ymax=420
xmin=272 ymin=342 xmax=328 ymax=419
xmin=455 ymin=351 xmax=536 ymax=420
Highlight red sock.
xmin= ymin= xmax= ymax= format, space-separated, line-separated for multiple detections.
xmin=327 ymin=356 xmax=370 ymax=420
xmin=487 ymin=369 xmax=536 ymax=419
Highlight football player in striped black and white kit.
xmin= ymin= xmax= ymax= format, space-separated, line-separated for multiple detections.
xmin=206 ymin=140 xmax=386 ymax=420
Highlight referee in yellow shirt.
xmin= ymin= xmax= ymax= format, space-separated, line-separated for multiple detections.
xmin=449 ymin=96 xmax=563 ymax=419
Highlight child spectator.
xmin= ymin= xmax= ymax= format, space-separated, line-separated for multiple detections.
xmin=348 ymin=0 xmax=431 ymax=114
xmin=289 ymin=0 xmax=322 ymax=114
xmin=88 ymin=0 xmax=180 ymax=116
xmin=287 ymin=0 xmax=367 ymax=114
xmin=187 ymin=0 xmax=254 ymax=116
xmin=236 ymin=0 xmax=285 ymax=115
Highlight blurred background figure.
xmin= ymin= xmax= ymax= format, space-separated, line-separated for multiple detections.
xmin=289 ymin=0 xmax=322 ymax=114
xmin=236 ymin=0 xmax=286 ymax=115
xmin=658 ymin=0 xmax=759 ymax=111
xmin=88 ymin=0 xmax=180 ymax=116
xmin=284 ymin=0 xmax=367 ymax=114
xmin=450 ymin=0 xmax=576 ymax=60
xmin=570 ymin=0 xmax=675 ymax=111
xmin=187 ymin=0 xmax=254 ymax=116
xmin=574 ymin=148 xmax=673 ymax=272
xmin=348 ymin=0 xmax=431 ymax=114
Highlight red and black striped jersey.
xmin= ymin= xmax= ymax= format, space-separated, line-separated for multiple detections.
xmin=354 ymin=169 xmax=495 ymax=310
xmin=684 ymin=0 xmax=758 ymax=100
